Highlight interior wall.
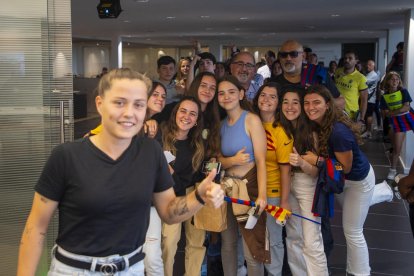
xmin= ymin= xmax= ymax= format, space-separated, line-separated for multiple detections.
xmin=72 ymin=42 xmax=348 ymax=79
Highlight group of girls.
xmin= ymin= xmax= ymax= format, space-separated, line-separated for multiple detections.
xmin=205 ymin=74 xmax=375 ymax=276
xmin=148 ymin=69 xmax=412 ymax=276
xmin=20 ymin=65 xmax=409 ymax=276
xmin=250 ymin=81 xmax=375 ymax=276
xmin=120 ymin=72 xmax=221 ymax=276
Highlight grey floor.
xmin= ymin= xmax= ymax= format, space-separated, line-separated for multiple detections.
xmin=329 ymin=132 xmax=414 ymax=276
xmin=74 ymin=120 xmax=414 ymax=276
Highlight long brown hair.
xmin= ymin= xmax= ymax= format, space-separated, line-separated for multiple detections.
xmin=252 ymin=82 xmax=282 ymax=128
xmin=306 ymin=85 xmax=362 ymax=157
xmin=217 ymin=75 xmax=254 ymax=112
xmin=279 ymin=85 xmax=315 ymax=154
xmin=380 ymin=71 xmax=403 ymax=93
xmin=161 ymin=96 xmax=205 ymax=172
xmin=176 ymin=57 xmax=191 ymax=82
xmin=185 ymin=72 xmax=221 ymax=158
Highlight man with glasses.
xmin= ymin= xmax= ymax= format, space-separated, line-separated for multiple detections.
xmin=275 ymin=40 xmax=344 ymax=109
xmin=230 ymin=51 xmax=264 ymax=101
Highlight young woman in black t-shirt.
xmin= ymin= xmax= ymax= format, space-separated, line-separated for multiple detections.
xmin=17 ymin=69 xmax=224 ymax=275
xmin=160 ymin=96 xmax=206 ymax=276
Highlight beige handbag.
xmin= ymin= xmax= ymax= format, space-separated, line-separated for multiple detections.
xmin=193 ymin=183 xmax=227 ymax=232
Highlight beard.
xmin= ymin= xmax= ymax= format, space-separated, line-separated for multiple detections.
xmin=236 ymin=73 xmax=249 ymax=84
xmin=282 ymin=62 xmax=297 ymax=73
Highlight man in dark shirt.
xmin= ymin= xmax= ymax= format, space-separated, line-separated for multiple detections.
xmin=275 ymin=40 xmax=345 ymax=110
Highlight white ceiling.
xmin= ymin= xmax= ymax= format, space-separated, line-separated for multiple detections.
xmin=71 ymin=0 xmax=414 ymax=47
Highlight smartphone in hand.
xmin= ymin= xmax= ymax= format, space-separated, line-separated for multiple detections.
xmin=201 ymin=161 xmax=221 ymax=175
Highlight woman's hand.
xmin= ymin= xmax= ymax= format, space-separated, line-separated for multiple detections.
xmin=144 ymin=119 xmax=158 ymax=138
xmin=279 ymin=200 xmax=291 ymax=218
xmin=255 ymin=196 xmax=267 ymax=215
xmin=289 ymin=147 xmax=303 ymax=167
xmin=302 ymin=151 xmax=318 ymax=166
xmin=232 ymin=147 xmax=250 ymax=166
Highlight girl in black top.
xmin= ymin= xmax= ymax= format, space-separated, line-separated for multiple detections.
xmin=160 ymin=97 xmax=206 ymax=276
xmin=17 ymin=69 xmax=223 ymax=275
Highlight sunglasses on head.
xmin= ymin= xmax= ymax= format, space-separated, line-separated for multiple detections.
xmin=279 ymin=51 xmax=303 ymax=58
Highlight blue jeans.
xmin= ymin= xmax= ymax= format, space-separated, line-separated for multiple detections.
xmin=264 ymin=197 xmax=284 ymax=276
xmin=48 ymin=246 xmax=145 ymax=275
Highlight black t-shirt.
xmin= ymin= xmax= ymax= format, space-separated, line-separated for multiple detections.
xmin=169 ymin=139 xmax=195 ymax=196
xmin=35 ymin=136 xmax=173 ymax=256
xmin=274 ymin=65 xmax=340 ymax=98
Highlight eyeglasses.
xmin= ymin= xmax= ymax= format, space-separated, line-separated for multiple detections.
xmin=278 ymin=51 xmax=303 ymax=58
xmin=231 ymin=61 xmax=255 ymax=70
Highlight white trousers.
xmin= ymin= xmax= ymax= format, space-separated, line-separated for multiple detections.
xmin=336 ymin=165 xmax=375 ymax=276
xmin=143 ymin=206 xmax=164 ymax=276
xmin=286 ymin=172 xmax=328 ymax=276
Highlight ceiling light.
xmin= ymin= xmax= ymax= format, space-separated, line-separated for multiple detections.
xmin=239 ymin=17 xmax=249 ymax=20
xmin=166 ymin=16 xmax=176 ymax=19
xmin=200 ymin=15 xmax=210 ymax=19
xmin=123 ymin=20 xmax=130 ymax=23
xmin=135 ymin=0 xmax=149 ymax=3
xmin=331 ymin=14 xmax=340 ymax=17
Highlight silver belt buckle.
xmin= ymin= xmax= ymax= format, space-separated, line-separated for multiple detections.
xmin=100 ymin=263 xmax=118 ymax=275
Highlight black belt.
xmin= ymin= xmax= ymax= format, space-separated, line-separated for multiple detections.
xmin=55 ymin=248 xmax=145 ymax=274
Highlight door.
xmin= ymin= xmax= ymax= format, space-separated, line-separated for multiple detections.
xmin=0 ymin=0 xmax=73 ymax=274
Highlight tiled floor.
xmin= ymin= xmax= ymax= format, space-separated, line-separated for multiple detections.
xmin=74 ymin=120 xmax=414 ymax=275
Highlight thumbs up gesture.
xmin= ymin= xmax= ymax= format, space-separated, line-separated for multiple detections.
xmin=289 ymin=147 xmax=303 ymax=167
xmin=232 ymin=147 xmax=250 ymax=166
xmin=197 ymin=168 xmax=224 ymax=209
xmin=302 ymin=151 xmax=318 ymax=166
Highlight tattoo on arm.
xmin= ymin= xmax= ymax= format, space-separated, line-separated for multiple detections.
xmin=169 ymin=197 xmax=189 ymax=218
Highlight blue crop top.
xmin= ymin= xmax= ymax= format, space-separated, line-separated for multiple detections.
xmin=220 ymin=111 xmax=255 ymax=162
